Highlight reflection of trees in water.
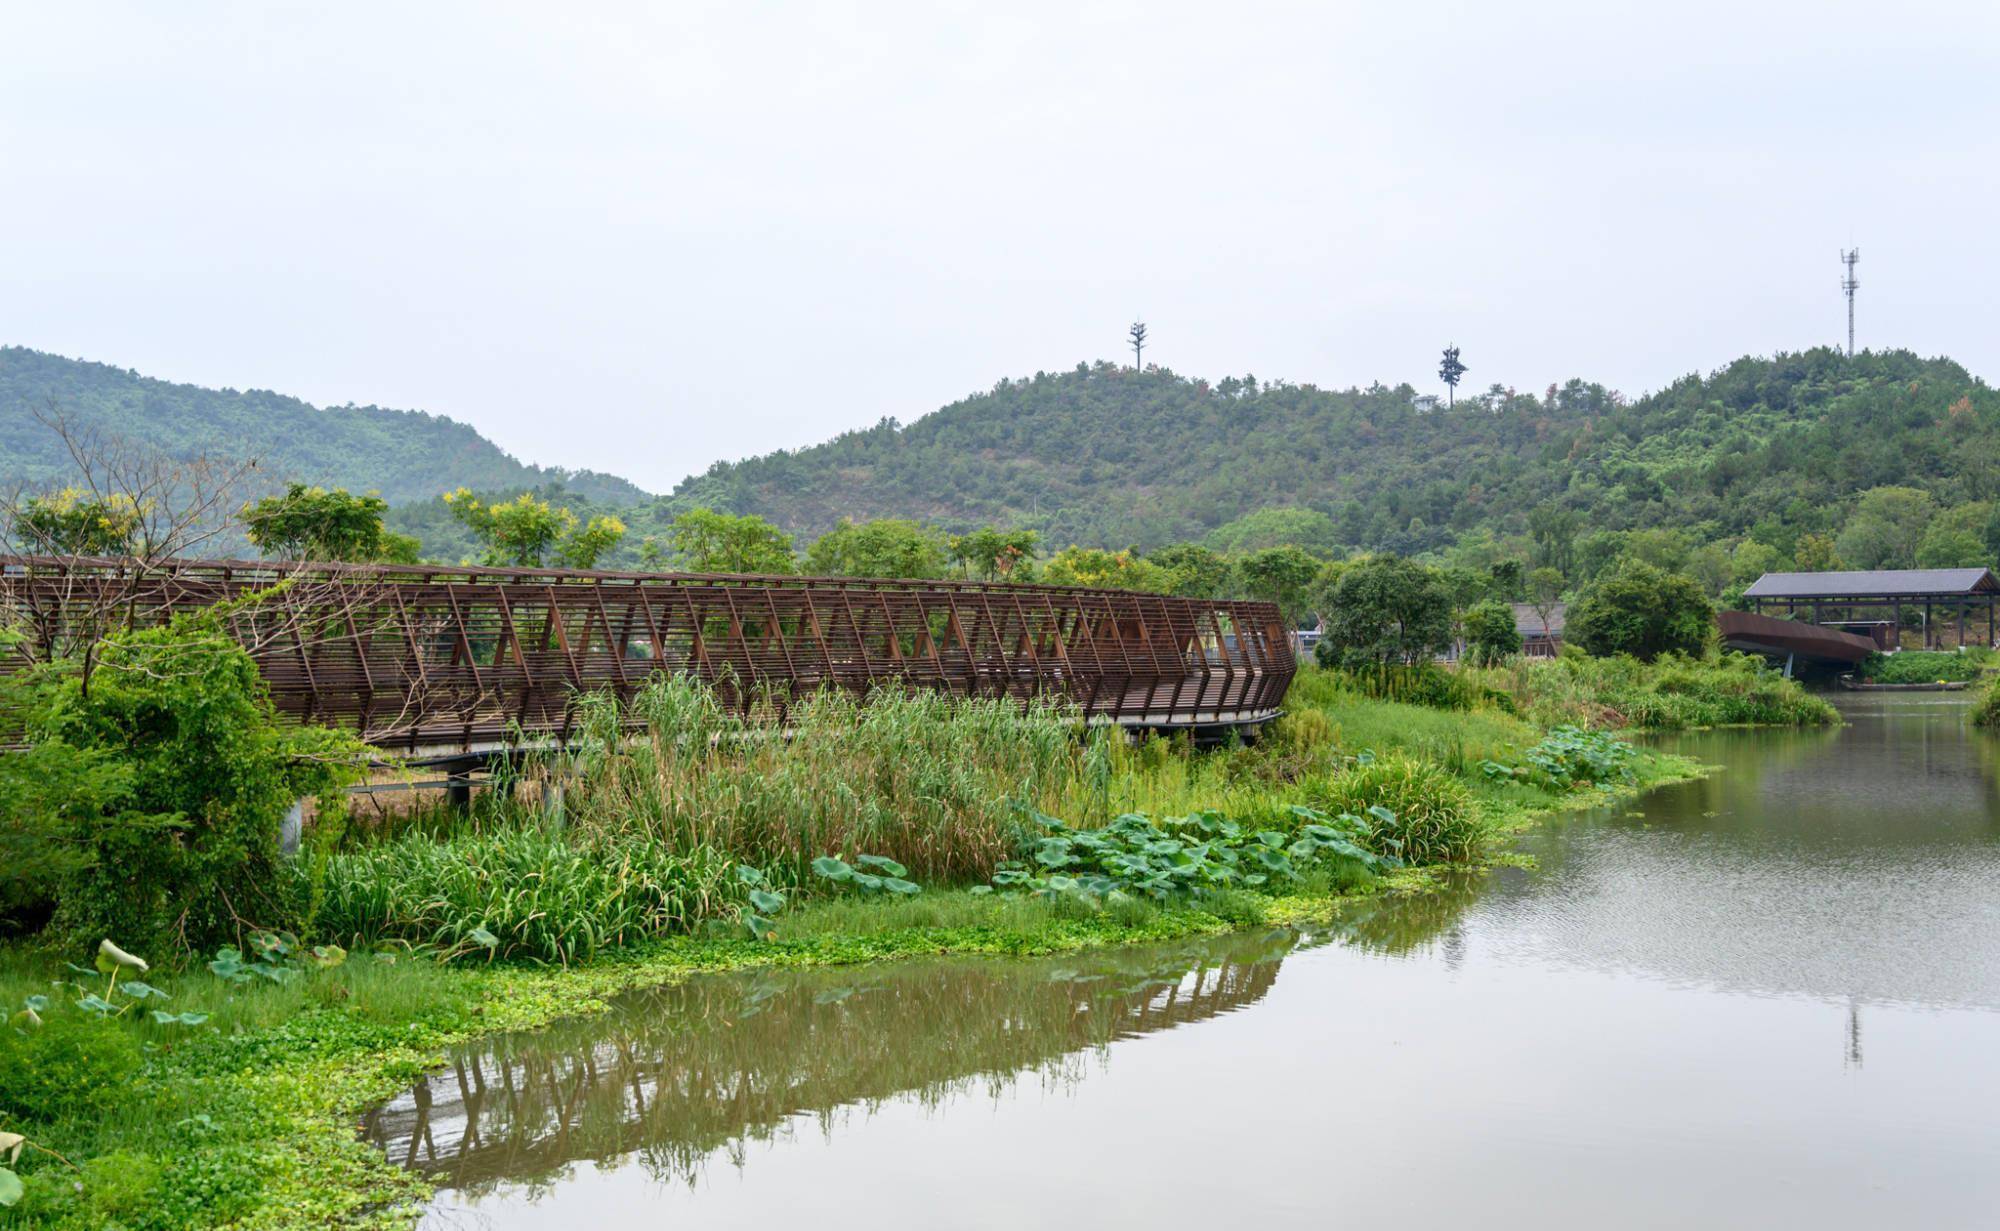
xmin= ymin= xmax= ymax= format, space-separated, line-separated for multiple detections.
xmin=363 ymin=931 xmax=1293 ymax=1196
xmin=1319 ymin=874 xmax=1485 ymax=957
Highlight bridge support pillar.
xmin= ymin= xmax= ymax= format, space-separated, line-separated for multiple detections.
xmin=279 ymin=799 xmax=305 ymax=857
xmin=446 ymin=771 xmax=473 ymax=813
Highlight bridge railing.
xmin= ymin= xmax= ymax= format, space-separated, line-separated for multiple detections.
xmin=0 ymin=556 xmax=1295 ymax=754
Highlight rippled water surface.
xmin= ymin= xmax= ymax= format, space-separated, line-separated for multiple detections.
xmin=371 ymin=696 xmax=2000 ymax=1229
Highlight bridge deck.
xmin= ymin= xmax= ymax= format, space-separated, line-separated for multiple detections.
xmin=1 ymin=556 xmax=1295 ymax=753
xmin=1717 ymin=609 xmax=1877 ymax=665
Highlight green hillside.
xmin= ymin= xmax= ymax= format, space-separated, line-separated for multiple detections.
xmin=0 ymin=347 xmax=648 ymax=508
xmin=665 ymin=349 xmax=1997 ymax=558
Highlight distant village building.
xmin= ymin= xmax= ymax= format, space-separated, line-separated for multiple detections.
xmin=1513 ymin=602 xmax=1565 ymax=658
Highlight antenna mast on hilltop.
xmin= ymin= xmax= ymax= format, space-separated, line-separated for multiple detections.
xmin=1840 ymin=248 xmax=1860 ymax=357
xmin=1128 ymin=319 xmax=1148 ymax=370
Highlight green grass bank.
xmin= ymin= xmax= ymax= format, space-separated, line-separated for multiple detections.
xmin=0 ymin=654 xmax=1819 ymax=1227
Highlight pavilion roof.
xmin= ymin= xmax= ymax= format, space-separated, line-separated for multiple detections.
xmin=1743 ymin=568 xmax=2000 ymax=599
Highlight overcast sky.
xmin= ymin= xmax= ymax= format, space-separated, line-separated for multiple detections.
xmin=2 ymin=2 xmax=1995 ymax=493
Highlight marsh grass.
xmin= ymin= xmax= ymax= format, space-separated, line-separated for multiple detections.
xmin=552 ymin=678 xmax=1083 ymax=885
xmin=1466 ymin=652 xmax=1839 ymax=730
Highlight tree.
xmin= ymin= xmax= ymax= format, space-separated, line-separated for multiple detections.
xmin=804 ymin=519 xmax=947 ymax=579
xmin=1528 ymin=503 xmax=1578 ymax=577
xmin=1236 ymin=545 xmax=1322 ymax=625
xmin=1461 ymin=597 xmax=1522 ymax=665
xmin=1129 ymin=319 xmax=1148 ymax=369
xmin=1916 ymin=502 xmax=1994 ymax=569
xmin=947 ymin=528 xmax=1038 ymax=581
xmin=1565 ymin=561 xmax=1714 ymax=661
xmin=242 ymin=483 xmax=396 ymax=562
xmin=665 ymin=507 xmax=796 ymax=574
xmin=1438 ymin=345 xmax=1467 ymax=407
xmin=1526 ymin=567 xmax=1565 ymax=638
xmin=1834 ymin=486 xmax=1934 ymax=570
xmin=443 ymin=489 xmax=626 ymax=569
xmin=1205 ymin=507 xmax=1338 ymax=556
xmin=11 ymin=488 xmax=141 ymax=556
xmin=1147 ymin=543 xmax=1233 ymax=598
xmin=1793 ymin=533 xmax=1844 ymax=572
xmin=1041 ymin=546 xmax=1163 ymax=591
xmin=1319 ymin=555 xmax=1454 ymax=668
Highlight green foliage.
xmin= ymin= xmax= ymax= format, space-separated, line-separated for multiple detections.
xmin=306 ymin=823 xmax=744 ymax=965
xmin=662 ymin=506 xmax=796 ymax=574
xmin=1856 ymin=650 xmax=1981 ymax=684
xmin=1480 ymin=726 xmax=1635 ymax=790
xmin=1462 ymin=597 xmax=1522 ymax=665
xmin=442 ymin=488 xmax=626 ymax=568
xmin=1205 ymin=507 xmax=1337 ymax=555
xmin=1298 ymin=754 xmax=1484 ymax=864
xmin=986 ymin=806 xmax=1395 ymax=902
xmin=945 ymin=527 xmax=1039 ymax=580
xmin=25 ymin=612 xmax=365 ymax=952
xmin=1236 ymin=545 xmax=1323 ymax=624
xmin=1471 ymin=652 xmax=1839 ymax=730
xmin=1566 ymin=560 xmax=1714 ymax=661
xmin=1320 ymin=555 xmax=1454 ymax=667
xmin=10 ymin=489 xmax=140 ymax=556
xmin=1041 ymin=546 xmax=1163 ymax=591
xmin=1145 ymin=543 xmax=1234 ymax=597
xmin=810 ymin=854 xmax=922 ymax=897
xmin=803 ymin=518 xmax=946 ymax=579
xmin=1834 ymin=486 xmax=1934 ymax=570
xmin=559 ymin=677 xmax=1081 ymax=886
xmin=0 ymin=1011 xmax=141 ymax=1124
xmin=1971 ymin=677 xmax=2000 ymax=728
xmin=241 ymin=483 xmax=396 ymax=562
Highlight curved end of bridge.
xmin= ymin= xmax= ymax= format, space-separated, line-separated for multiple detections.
xmin=1717 ymin=610 xmax=1877 ymax=667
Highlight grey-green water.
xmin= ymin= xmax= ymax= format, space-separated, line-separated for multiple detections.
xmin=370 ymin=696 xmax=2000 ymax=1228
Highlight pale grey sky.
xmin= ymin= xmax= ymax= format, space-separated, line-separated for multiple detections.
xmin=2 ymin=2 xmax=1995 ymax=493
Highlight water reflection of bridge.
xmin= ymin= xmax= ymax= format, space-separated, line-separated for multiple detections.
xmin=362 ymin=935 xmax=1289 ymax=1194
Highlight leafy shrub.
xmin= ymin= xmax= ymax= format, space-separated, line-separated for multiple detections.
xmin=23 ymin=612 xmax=365 ymax=951
xmin=1857 ymin=650 xmax=1980 ymax=684
xmin=986 ymin=806 xmax=1396 ymax=902
xmin=0 ymin=1012 xmax=141 ymax=1124
xmin=304 ymin=823 xmax=743 ymax=964
xmin=1299 ymin=755 xmax=1484 ymax=864
xmin=1481 ymin=726 xmax=1634 ymax=790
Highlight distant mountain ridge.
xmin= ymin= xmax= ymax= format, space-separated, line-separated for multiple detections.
xmin=670 ymin=349 xmax=1998 ymax=554
xmin=0 ymin=347 xmax=649 ymax=507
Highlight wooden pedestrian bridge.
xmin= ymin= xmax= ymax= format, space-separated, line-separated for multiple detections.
xmin=0 ymin=555 xmax=1295 ymax=760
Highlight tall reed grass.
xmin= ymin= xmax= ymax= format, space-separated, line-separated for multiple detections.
xmin=549 ymin=677 xmax=1085 ymax=886
xmin=1465 ymin=652 xmax=1838 ymax=730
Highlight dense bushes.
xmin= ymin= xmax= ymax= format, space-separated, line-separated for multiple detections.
xmin=3 ymin=614 xmax=364 ymax=952
xmin=1857 ymin=650 xmax=1981 ymax=684
xmin=1472 ymin=652 xmax=1839 ymax=730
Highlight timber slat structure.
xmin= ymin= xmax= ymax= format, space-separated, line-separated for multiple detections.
xmin=0 ymin=556 xmax=1294 ymax=756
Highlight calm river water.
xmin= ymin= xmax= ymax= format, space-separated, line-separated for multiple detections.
xmin=370 ymin=695 xmax=2000 ymax=1229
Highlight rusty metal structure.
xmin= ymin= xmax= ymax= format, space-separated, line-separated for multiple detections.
xmin=1716 ymin=609 xmax=1876 ymax=670
xmin=1 ymin=556 xmax=1294 ymax=758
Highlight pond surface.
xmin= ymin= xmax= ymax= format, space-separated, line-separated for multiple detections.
xmin=369 ymin=696 xmax=2000 ymax=1229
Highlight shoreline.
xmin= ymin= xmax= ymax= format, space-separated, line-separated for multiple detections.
xmin=165 ymin=746 xmax=1707 ymax=1230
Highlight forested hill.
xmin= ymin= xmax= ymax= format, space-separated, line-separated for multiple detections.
xmin=0 ymin=347 xmax=648 ymax=506
xmin=670 ymin=349 xmax=1998 ymax=553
